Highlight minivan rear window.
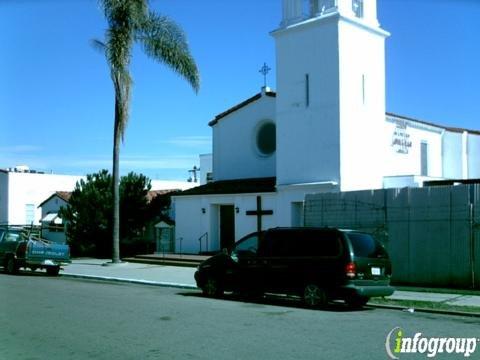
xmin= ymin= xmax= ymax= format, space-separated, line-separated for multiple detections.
xmin=347 ymin=232 xmax=388 ymax=258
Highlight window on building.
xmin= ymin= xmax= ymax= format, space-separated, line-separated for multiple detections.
xmin=352 ymin=0 xmax=364 ymax=18
xmin=305 ymin=73 xmax=310 ymax=107
xmin=206 ymin=172 xmax=213 ymax=183
xmin=256 ymin=122 xmax=276 ymax=156
xmin=25 ymin=204 xmax=35 ymax=225
xmin=362 ymin=74 xmax=366 ymax=105
xmin=421 ymin=141 xmax=428 ymax=176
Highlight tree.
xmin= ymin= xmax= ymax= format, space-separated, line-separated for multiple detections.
xmin=146 ymin=190 xmax=179 ymax=224
xmin=59 ymin=170 xmax=152 ymax=258
xmin=95 ymin=0 xmax=200 ymax=263
xmin=59 ymin=170 xmax=113 ymax=257
xmin=119 ymin=172 xmax=151 ymax=241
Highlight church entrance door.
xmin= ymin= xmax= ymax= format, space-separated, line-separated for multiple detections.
xmin=219 ymin=205 xmax=235 ymax=251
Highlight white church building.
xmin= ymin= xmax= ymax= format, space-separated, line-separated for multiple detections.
xmin=174 ymin=0 xmax=480 ymax=254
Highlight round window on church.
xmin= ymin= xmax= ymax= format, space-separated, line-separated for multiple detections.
xmin=256 ymin=122 xmax=276 ymax=156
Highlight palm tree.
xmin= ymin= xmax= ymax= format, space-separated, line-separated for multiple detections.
xmin=95 ymin=0 xmax=200 ymax=263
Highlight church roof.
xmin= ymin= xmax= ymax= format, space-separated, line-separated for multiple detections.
xmin=206 ymin=90 xmax=479 ymax=135
xmin=175 ymin=177 xmax=276 ymax=196
xmin=387 ymin=112 xmax=480 ymax=135
xmin=209 ymin=91 xmax=276 ymax=126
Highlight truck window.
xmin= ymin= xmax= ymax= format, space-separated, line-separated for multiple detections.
xmin=5 ymin=232 xmax=21 ymax=242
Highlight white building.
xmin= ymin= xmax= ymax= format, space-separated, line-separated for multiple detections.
xmin=38 ymin=191 xmax=71 ymax=243
xmin=0 ymin=167 xmax=83 ymax=225
xmin=173 ymin=0 xmax=480 ymax=254
xmin=199 ymin=154 xmax=213 ymax=185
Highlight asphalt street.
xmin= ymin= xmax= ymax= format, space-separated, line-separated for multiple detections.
xmin=1 ymin=274 xmax=479 ymax=360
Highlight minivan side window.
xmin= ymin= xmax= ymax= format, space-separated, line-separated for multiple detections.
xmin=300 ymin=230 xmax=342 ymax=257
xmin=264 ymin=231 xmax=290 ymax=257
xmin=264 ymin=230 xmax=341 ymax=257
xmin=233 ymin=234 xmax=259 ymax=256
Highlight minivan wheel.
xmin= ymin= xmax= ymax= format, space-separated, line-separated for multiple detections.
xmin=346 ymin=295 xmax=369 ymax=309
xmin=202 ymin=277 xmax=223 ymax=298
xmin=303 ymin=284 xmax=327 ymax=308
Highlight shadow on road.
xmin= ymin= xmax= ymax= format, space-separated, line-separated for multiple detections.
xmin=0 ymin=268 xmax=55 ymax=278
xmin=178 ymin=291 xmax=373 ymax=313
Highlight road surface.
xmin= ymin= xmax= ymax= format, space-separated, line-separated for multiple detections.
xmin=1 ymin=274 xmax=479 ymax=359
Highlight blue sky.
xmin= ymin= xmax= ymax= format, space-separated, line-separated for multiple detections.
xmin=1 ymin=0 xmax=479 ymax=181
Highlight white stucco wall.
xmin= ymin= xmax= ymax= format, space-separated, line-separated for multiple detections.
xmin=274 ymin=8 xmax=389 ymax=191
xmin=172 ymin=196 xmax=203 ymax=254
xmin=199 ymin=153 xmax=213 ymax=185
xmin=212 ymin=95 xmax=276 ymax=181
xmin=5 ymin=172 xmax=82 ymax=225
xmin=0 ymin=172 xmax=8 ymax=224
xmin=467 ymin=133 xmax=480 ymax=178
xmin=442 ymin=131 xmax=463 ymax=179
xmin=383 ymin=118 xmax=443 ymax=179
xmin=39 ymin=196 xmax=69 ymax=244
xmin=338 ymin=16 xmax=389 ymax=191
xmin=174 ymin=193 xmax=277 ymax=254
xmin=41 ymin=196 xmax=68 ymax=218
xmin=173 ymin=182 xmax=340 ymax=254
xmin=274 ymin=16 xmax=341 ymax=186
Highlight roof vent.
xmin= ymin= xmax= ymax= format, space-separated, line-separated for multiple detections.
xmin=15 ymin=165 xmax=30 ymax=172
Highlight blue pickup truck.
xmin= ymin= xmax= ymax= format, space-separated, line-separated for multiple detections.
xmin=0 ymin=226 xmax=70 ymax=276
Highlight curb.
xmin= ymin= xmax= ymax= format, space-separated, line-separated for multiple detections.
xmin=61 ymin=273 xmax=198 ymax=290
xmin=59 ymin=273 xmax=480 ymax=318
xmin=368 ymin=303 xmax=480 ymax=318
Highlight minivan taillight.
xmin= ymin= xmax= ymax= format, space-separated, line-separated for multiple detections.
xmin=345 ymin=262 xmax=356 ymax=278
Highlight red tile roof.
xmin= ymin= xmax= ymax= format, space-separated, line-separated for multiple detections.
xmin=38 ymin=191 xmax=72 ymax=208
xmin=146 ymin=189 xmax=179 ymax=203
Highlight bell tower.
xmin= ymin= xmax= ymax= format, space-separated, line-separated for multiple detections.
xmin=273 ymin=0 xmax=389 ymax=191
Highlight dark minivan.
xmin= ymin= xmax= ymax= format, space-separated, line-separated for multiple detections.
xmin=194 ymin=227 xmax=394 ymax=307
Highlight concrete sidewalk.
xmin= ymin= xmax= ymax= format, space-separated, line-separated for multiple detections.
xmin=62 ymin=258 xmax=197 ymax=289
xmin=61 ymin=259 xmax=480 ymax=311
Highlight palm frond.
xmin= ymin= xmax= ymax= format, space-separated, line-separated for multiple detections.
xmin=100 ymin=0 xmax=148 ymax=30
xmin=91 ymin=38 xmax=106 ymax=53
xmin=136 ymin=12 xmax=200 ymax=93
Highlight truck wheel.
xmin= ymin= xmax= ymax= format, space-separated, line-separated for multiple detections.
xmin=46 ymin=266 xmax=60 ymax=276
xmin=5 ymin=256 xmax=18 ymax=275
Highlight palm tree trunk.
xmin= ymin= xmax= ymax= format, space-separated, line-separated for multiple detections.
xmin=112 ymin=98 xmax=121 ymax=263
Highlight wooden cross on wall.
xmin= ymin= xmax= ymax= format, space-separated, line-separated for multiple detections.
xmin=246 ymin=196 xmax=274 ymax=233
